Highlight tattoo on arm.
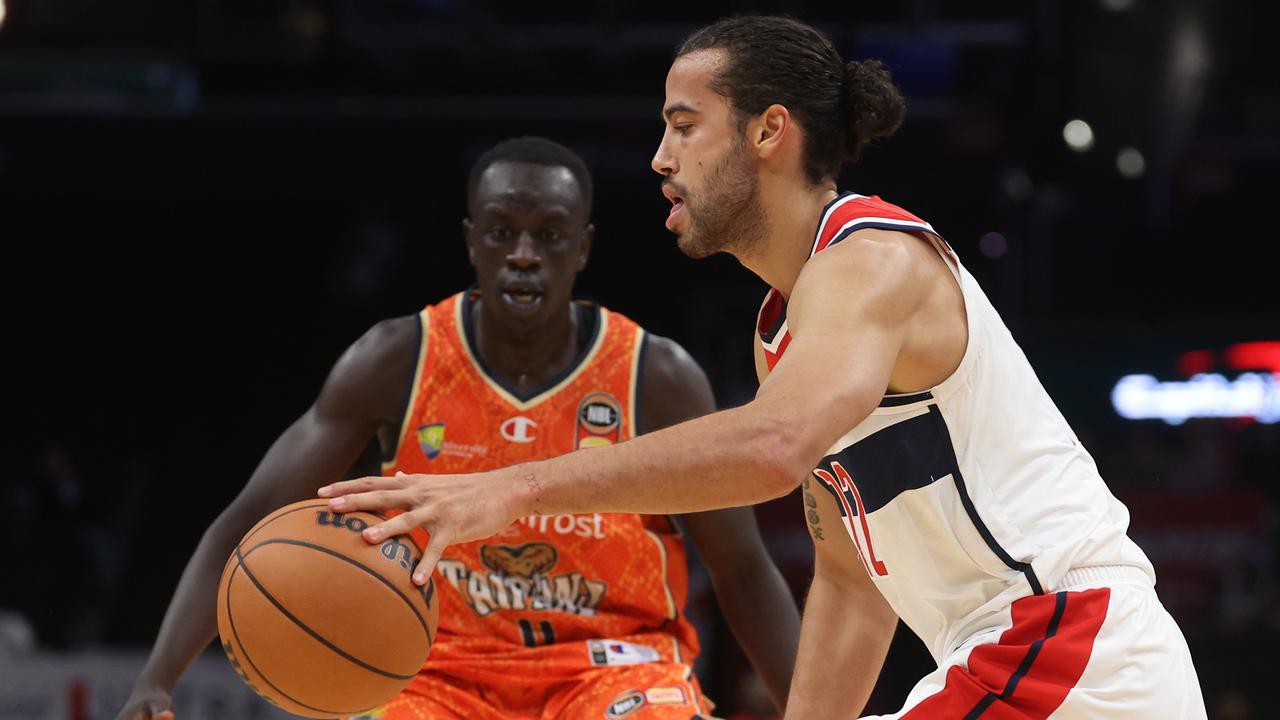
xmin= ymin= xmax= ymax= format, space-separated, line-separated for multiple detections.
xmin=802 ymin=474 xmax=824 ymax=541
xmin=524 ymin=471 xmax=542 ymax=515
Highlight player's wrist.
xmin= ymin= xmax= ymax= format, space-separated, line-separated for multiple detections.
xmin=501 ymin=463 xmax=541 ymax=521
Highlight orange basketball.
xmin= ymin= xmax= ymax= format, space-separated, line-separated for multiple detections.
xmin=216 ymin=499 xmax=438 ymax=718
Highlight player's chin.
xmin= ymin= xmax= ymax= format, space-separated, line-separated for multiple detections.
xmin=675 ymin=232 xmax=716 ymax=260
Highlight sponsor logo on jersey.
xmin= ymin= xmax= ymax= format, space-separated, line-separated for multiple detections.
xmin=437 ymin=542 xmax=607 ymax=618
xmin=413 ymin=421 xmax=487 ymax=459
xmin=587 ymin=639 xmax=661 ymax=667
xmin=643 ymin=686 xmax=687 ymax=705
xmin=605 ymin=690 xmax=646 ymax=719
xmin=416 ymin=423 xmax=445 ymax=459
xmin=576 ymin=391 xmax=622 ymax=449
xmin=501 ymin=415 xmax=538 ymax=443
xmin=510 ymin=513 xmax=607 ymax=539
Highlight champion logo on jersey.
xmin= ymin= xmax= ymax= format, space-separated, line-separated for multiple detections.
xmin=501 ymin=415 xmax=538 ymax=443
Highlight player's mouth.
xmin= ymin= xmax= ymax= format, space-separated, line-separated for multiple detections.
xmin=500 ymin=284 xmax=545 ymax=314
xmin=662 ymin=184 xmax=686 ymax=230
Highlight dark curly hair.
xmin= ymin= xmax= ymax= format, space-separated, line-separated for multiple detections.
xmin=678 ymin=15 xmax=906 ymax=185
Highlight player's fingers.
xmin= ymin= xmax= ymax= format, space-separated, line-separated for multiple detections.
xmin=153 ymin=712 xmax=174 ymax=720
xmin=413 ymin=529 xmax=451 ymax=585
xmin=326 ymin=489 xmax=409 ymax=514
xmin=362 ymin=509 xmax=425 ymax=544
xmin=319 ymin=476 xmax=400 ymax=500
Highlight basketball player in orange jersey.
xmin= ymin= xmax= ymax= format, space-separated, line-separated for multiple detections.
xmin=325 ymin=17 xmax=1206 ymax=720
xmin=117 ymin=137 xmax=801 ymax=720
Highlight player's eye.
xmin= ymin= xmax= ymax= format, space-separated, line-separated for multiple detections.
xmin=488 ymin=226 xmax=515 ymax=242
xmin=675 ymin=124 xmax=693 ymax=136
xmin=537 ymin=229 xmax=564 ymax=245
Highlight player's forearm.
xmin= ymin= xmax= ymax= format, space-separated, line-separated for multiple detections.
xmin=709 ymin=555 xmax=800 ymax=712
xmin=508 ymin=404 xmax=809 ymax=517
xmin=784 ymin=571 xmax=893 ymax=719
xmin=133 ymin=522 xmax=237 ymax=691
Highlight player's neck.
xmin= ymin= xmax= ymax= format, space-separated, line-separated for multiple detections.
xmin=471 ymin=298 xmax=580 ymax=391
xmin=738 ymin=180 xmax=839 ymax=299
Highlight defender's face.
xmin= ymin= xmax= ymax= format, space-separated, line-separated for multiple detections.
xmin=464 ymin=161 xmax=592 ymax=331
xmin=652 ymin=50 xmax=762 ymax=259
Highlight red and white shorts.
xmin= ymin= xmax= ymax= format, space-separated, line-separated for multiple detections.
xmin=869 ymin=567 xmax=1206 ymax=719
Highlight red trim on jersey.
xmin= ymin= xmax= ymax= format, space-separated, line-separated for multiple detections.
xmin=900 ymin=588 xmax=1109 ymax=719
xmin=813 ymin=194 xmax=933 ymax=256
xmin=757 ymin=194 xmax=937 ymax=371
xmin=764 ymin=334 xmax=790 ymax=371
xmin=757 ymin=289 xmax=785 ymax=340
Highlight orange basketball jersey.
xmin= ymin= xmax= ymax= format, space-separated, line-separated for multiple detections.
xmin=382 ymin=290 xmax=699 ymax=667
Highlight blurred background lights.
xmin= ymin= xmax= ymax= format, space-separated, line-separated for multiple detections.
xmin=979 ymin=231 xmax=1008 ymax=259
xmin=0 ymin=0 xmax=7 ymax=30
xmin=1001 ymin=169 xmax=1034 ymax=202
xmin=1099 ymin=0 xmax=1137 ymax=11
xmin=1116 ymin=147 xmax=1146 ymax=179
xmin=1063 ymin=119 xmax=1095 ymax=152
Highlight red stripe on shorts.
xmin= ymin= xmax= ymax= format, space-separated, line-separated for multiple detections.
xmin=900 ymin=587 xmax=1109 ymax=719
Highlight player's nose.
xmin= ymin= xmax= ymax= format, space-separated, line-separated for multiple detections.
xmin=651 ymin=136 xmax=676 ymax=176
xmin=507 ymin=232 xmax=541 ymax=269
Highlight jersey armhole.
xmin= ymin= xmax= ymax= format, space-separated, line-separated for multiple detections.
xmin=629 ymin=328 xmax=649 ymax=438
xmin=380 ymin=309 xmax=430 ymax=471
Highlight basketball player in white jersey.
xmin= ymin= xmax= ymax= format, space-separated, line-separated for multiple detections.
xmin=322 ymin=15 xmax=1207 ymax=719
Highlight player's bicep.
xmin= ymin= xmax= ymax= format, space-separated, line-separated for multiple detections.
xmin=752 ymin=234 xmax=927 ymax=460
xmin=227 ymin=317 xmax=419 ymax=514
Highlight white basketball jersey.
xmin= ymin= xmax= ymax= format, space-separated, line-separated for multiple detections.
xmin=757 ymin=193 xmax=1156 ymax=662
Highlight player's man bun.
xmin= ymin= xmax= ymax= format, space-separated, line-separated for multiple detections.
xmin=842 ymin=59 xmax=906 ymax=161
xmin=678 ymin=15 xmax=906 ymax=184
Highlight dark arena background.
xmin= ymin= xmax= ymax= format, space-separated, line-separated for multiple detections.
xmin=2 ymin=1 xmax=1278 ymax=718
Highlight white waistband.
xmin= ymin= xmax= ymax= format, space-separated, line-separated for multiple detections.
xmin=1056 ymin=565 xmax=1154 ymax=592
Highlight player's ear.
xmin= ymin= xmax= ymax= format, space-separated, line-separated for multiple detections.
xmin=462 ymin=218 xmax=477 ymax=267
xmin=753 ymin=103 xmax=791 ymax=159
xmin=576 ymin=224 xmax=594 ymax=272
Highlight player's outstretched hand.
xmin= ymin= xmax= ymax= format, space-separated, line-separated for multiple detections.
xmin=116 ymin=685 xmax=174 ymax=720
xmin=319 ymin=470 xmax=522 ymax=586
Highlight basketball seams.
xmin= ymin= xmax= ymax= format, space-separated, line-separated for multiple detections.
xmin=240 ymin=500 xmax=330 ymax=546
xmin=242 ymin=537 xmax=435 ymax=646
xmin=225 ymin=558 xmax=374 ymax=717
xmin=233 ymin=542 xmax=424 ymax=681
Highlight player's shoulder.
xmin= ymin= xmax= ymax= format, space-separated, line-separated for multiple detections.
xmin=327 ymin=314 xmax=422 ymax=393
xmin=641 ymin=333 xmax=700 ymax=380
xmin=827 ymin=193 xmax=930 ymax=225
xmin=354 ymin=314 xmax=422 ymax=360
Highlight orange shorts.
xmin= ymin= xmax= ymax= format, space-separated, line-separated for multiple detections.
xmin=351 ymin=636 xmax=713 ymax=720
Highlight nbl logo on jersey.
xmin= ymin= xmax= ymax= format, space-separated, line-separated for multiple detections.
xmin=577 ymin=391 xmax=622 ymax=449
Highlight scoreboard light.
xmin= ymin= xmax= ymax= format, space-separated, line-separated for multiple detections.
xmin=1111 ymin=342 xmax=1280 ymax=425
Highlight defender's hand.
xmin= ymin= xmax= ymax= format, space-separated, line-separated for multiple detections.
xmin=116 ymin=685 xmax=174 ymax=720
xmin=319 ymin=470 xmax=525 ymax=585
